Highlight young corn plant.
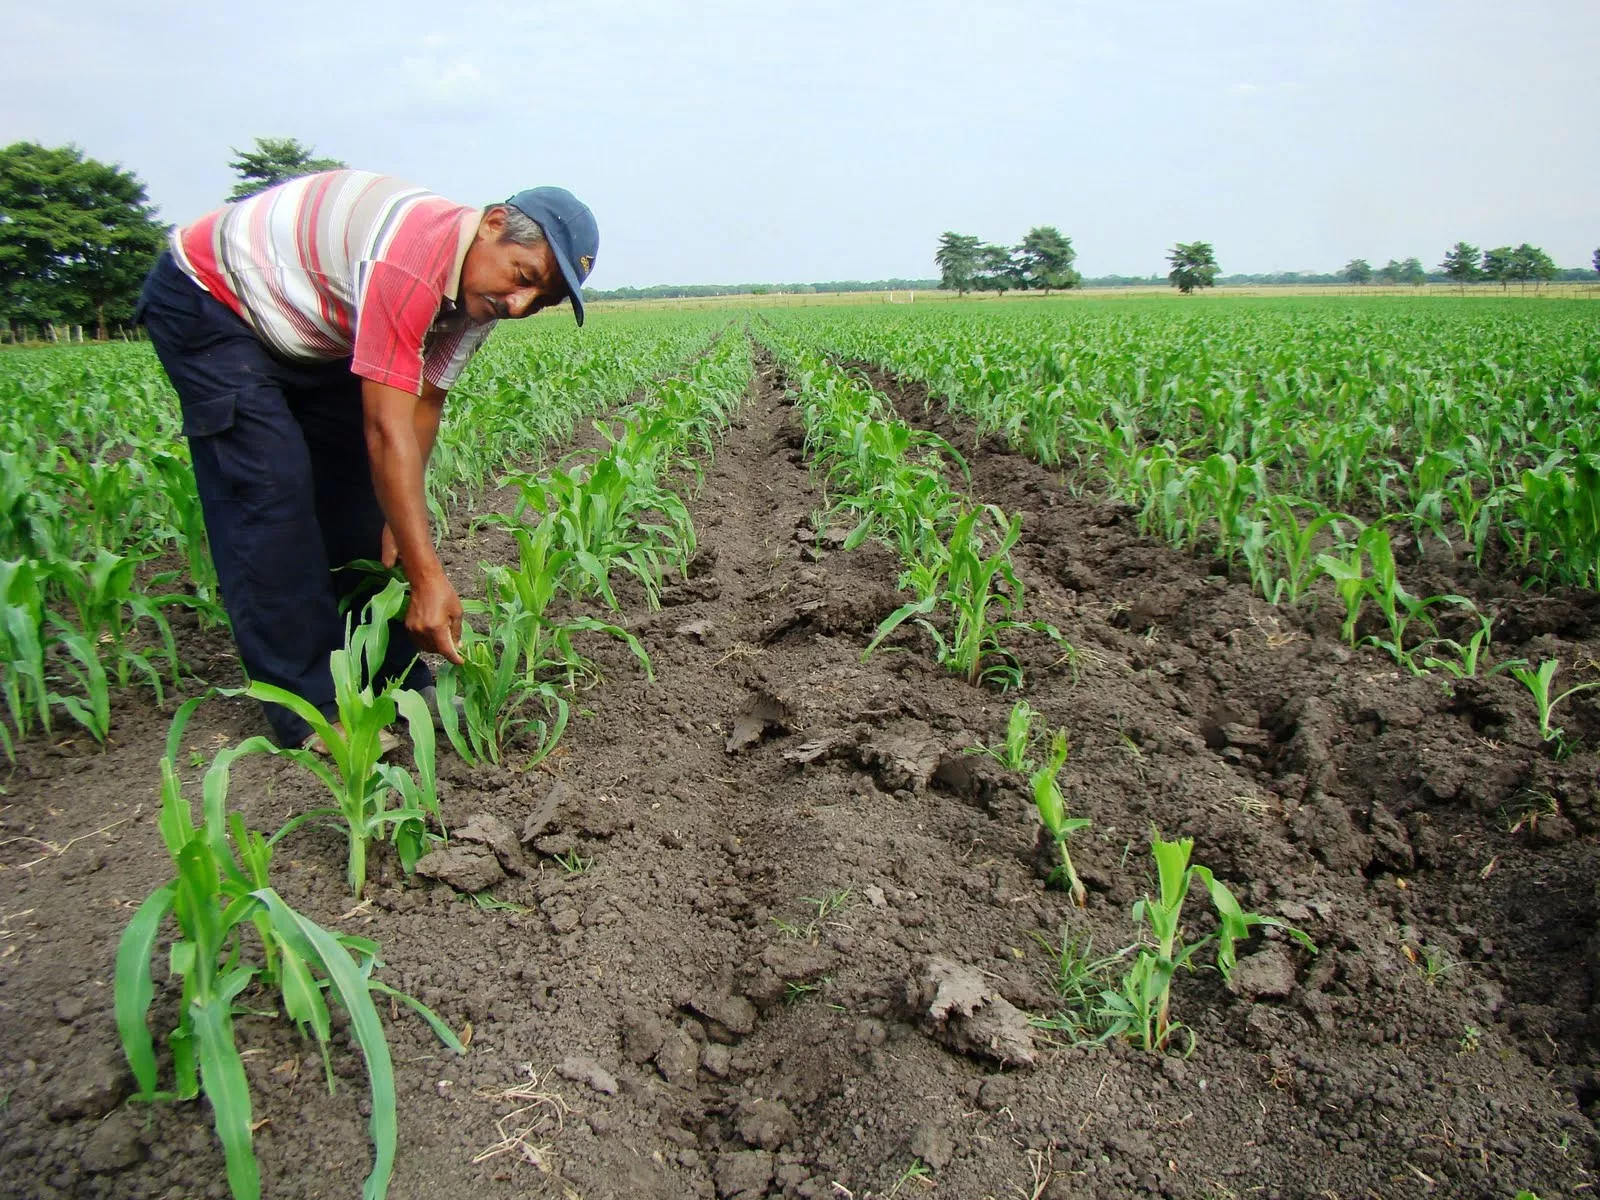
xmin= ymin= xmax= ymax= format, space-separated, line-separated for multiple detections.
xmin=483 ymin=523 xmax=653 ymax=686
xmin=0 ymin=557 xmax=51 ymax=755
xmin=865 ymin=504 xmax=1064 ymax=689
xmin=1030 ymin=728 xmax=1090 ymax=906
xmin=1509 ymin=659 xmax=1600 ymax=747
xmin=43 ymin=547 xmax=182 ymax=697
xmin=1359 ymin=524 xmax=1474 ymax=674
xmin=1240 ymin=498 xmax=1348 ymax=605
xmin=1096 ymin=830 xmax=1315 ymax=1052
xmin=114 ymin=700 xmax=463 ymax=1200
xmin=227 ymin=579 xmax=440 ymax=897
xmin=1421 ymin=610 xmax=1524 ymax=680
xmin=433 ymin=599 xmax=570 ymax=767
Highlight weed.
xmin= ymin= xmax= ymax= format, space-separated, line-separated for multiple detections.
xmin=554 ymin=849 xmax=593 ymax=876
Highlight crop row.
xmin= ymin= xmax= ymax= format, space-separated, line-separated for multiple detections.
xmin=777 ymin=299 xmax=1600 ymax=590
xmin=112 ymin=328 xmax=754 ymax=1199
xmin=764 ymin=301 xmax=1600 ymax=719
xmin=754 ymin=322 xmax=1065 ymax=689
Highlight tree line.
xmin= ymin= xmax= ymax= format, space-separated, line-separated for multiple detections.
xmin=1342 ymin=242 xmax=1564 ymax=289
xmin=939 ymin=231 xmax=1594 ymax=296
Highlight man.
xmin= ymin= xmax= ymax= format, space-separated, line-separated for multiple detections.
xmin=135 ymin=170 xmax=599 ymax=748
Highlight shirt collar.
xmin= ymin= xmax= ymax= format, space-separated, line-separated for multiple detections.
xmin=443 ymin=208 xmax=480 ymax=303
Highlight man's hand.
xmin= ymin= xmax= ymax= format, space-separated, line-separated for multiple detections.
xmin=407 ymin=572 xmax=464 ymax=664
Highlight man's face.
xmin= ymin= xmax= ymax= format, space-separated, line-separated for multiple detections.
xmin=459 ymin=206 xmax=568 ymax=324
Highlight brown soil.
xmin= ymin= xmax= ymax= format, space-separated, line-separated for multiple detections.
xmin=1 ymin=346 xmax=1597 ymax=1200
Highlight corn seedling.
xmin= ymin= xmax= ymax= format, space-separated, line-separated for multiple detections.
xmin=1421 ymin=610 xmax=1500 ymax=678
xmin=1509 ymin=658 xmax=1600 ymax=745
xmin=1029 ymin=729 xmax=1089 ymax=906
xmin=227 ymin=580 xmax=440 ymax=896
xmin=865 ymin=504 xmax=1064 ymax=689
xmin=1096 ymin=830 xmax=1314 ymax=1052
xmin=114 ymin=699 xmax=463 ymax=1200
xmin=434 ymin=599 xmax=569 ymax=767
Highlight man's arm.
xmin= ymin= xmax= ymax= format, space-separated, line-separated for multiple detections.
xmin=362 ymin=377 xmax=464 ymax=664
xmin=381 ymin=381 xmax=447 ymax=568
xmin=415 ymin=381 xmax=447 ymax=462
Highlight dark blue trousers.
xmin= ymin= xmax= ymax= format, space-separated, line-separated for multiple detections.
xmin=136 ymin=251 xmax=430 ymax=746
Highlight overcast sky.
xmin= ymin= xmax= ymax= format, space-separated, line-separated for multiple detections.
xmin=6 ymin=1 xmax=1596 ymax=288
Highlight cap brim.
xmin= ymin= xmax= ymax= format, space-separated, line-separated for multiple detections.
xmin=547 ymin=243 xmax=586 ymax=326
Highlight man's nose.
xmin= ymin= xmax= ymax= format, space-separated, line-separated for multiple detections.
xmin=506 ymin=287 xmax=541 ymax=319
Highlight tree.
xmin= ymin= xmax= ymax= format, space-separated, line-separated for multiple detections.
xmin=1016 ymin=226 xmax=1080 ymax=293
xmin=975 ymin=242 xmax=1024 ymax=296
xmin=934 ymin=232 xmax=982 ymax=295
xmin=227 ymin=136 xmax=346 ymax=202
xmin=1481 ymin=246 xmax=1514 ymax=289
xmin=0 ymin=141 xmax=168 ymax=338
xmin=1593 ymin=247 xmax=1600 ymax=276
xmin=1440 ymin=241 xmax=1481 ymax=288
xmin=1509 ymin=243 xmax=1557 ymax=289
xmin=1167 ymin=242 xmax=1218 ymax=294
xmin=1343 ymin=258 xmax=1372 ymax=285
xmin=1375 ymin=259 xmax=1403 ymax=285
xmin=1399 ymin=257 xmax=1427 ymax=286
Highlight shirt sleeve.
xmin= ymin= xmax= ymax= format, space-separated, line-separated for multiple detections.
xmin=350 ymin=261 xmax=442 ymax=394
xmin=423 ymin=320 xmax=496 ymax=391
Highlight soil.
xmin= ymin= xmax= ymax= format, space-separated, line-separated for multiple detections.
xmin=2 ymin=341 xmax=1598 ymax=1200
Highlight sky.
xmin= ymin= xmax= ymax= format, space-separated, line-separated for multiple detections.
xmin=5 ymin=0 xmax=1597 ymax=289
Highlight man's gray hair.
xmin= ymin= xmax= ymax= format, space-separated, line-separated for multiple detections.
xmin=491 ymin=203 xmax=546 ymax=247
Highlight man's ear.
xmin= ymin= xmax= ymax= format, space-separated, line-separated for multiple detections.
xmin=480 ymin=205 xmax=508 ymax=241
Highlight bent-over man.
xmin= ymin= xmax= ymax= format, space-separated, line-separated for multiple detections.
xmin=136 ymin=170 xmax=599 ymax=748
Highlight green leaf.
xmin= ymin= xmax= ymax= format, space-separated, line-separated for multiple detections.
xmin=253 ymin=889 xmax=398 ymax=1200
xmin=191 ymin=996 xmax=261 ymax=1200
xmin=114 ymin=883 xmax=175 ymax=1100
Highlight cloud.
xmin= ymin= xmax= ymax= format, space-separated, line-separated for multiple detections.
xmin=399 ymin=53 xmax=487 ymax=106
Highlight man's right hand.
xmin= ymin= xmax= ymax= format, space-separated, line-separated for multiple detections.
xmin=406 ymin=572 xmax=465 ymax=664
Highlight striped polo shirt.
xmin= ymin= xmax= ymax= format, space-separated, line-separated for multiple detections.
xmin=170 ymin=170 xmax=496 ymax=395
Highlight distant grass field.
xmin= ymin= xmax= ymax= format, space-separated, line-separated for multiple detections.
xmin=586 ymin=279 xmax=1600 ymax=313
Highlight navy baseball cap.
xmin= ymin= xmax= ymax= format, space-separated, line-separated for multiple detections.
xmin=505 ymin=187 xmax=598 ymax=326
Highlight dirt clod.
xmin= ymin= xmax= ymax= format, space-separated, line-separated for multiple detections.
xmin=80 ymin=1111 xmax=144 ymax=1173
xmin=735 ymin=1097 xmax=798 ymax=1150
xmin=1227 ymin=946 xmax=1299 ymax=1001
xmin=46 ymin=1048 xmax=129 ymax=1120
xmin=655 ymin=1024 xmax=701 ymax=1087
xmin=909 ymin=1120 xmax=954 ymax=1170
xmin=726 ymin=690 xmax=794 ymax=753
xmin=907 ymin=957 xmax=1036 ymax=1066
xmin=452 ymin=811 xmax=527 ymax=876
xmin=556 ymin=1055 xmax=619 ymax=1096
xmin=714 ymin=1149 xmax=775 ymax=1199
xmin=413 ymin=843 xmax=504 ymax=893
